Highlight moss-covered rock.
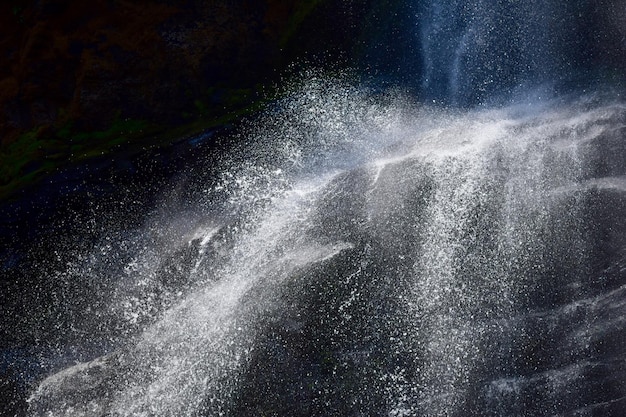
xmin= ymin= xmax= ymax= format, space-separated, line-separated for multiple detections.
xmin=0 ymin=0 xmax=374 ymax=200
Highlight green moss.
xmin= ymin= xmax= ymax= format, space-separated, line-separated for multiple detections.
xmin=68 ymin=117 xmax=149 ymax=144
xmin=0 ymin=127 xmax=67 ymax=199
xmin=280 ymin=0 xmax=326 ymax=49
xmin=11 ymin=5 xmax=24 ymax=23
xmin=196 ymin=87 xmax=255 ymax=117
xmin=56 ymin=121 xmax=74 ymax=141
xmin=0 ymin=83 xmax=274 ymax=201
xmin=0 ymin=118 xmax=156 ymax=199
xmin=1 ymin=128 xmax=51 ymax=184
xmin=194 ymin=99 xmax=208 ymax=116
xmin=159 ymin=95 xmax=268 ymax=144
xmin=222 ymin=88 xmax=252 ymax=107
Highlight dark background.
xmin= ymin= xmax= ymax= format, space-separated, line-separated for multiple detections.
xmin=1 ymin=1 xmax=625 ymax=415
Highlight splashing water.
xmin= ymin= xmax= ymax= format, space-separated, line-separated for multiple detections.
xmin=25 ymin=75 xmax=626 ymax=416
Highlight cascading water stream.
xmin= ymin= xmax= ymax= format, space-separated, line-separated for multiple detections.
xmin=22 ymin=0 xmax=626 ymax=415
xmin=413 ymin=0 xmax=620 ymax=105
xmin=26 ymin=83 xmax=626 ymax=415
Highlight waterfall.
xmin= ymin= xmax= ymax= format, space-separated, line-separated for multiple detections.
xmin=26 ymin=81 xmax=626 ymax=415
xmin=25 ymin=1 xmax=626 ymax=416
xmin=418 ymin=0 xmax=565 ymax=104
xmin=375 ymin=0 xmax=625 ymax=106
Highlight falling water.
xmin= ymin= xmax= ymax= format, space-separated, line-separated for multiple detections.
xmin=418 ymin=0 xmax=564 ymax=104
xmin=25 ymin=78 xmax=626 ymax=416
xmin=23 ymin=1 xmax=626 ymax=416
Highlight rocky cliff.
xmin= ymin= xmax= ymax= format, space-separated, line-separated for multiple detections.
xmin=0 ymin=0 xmax=372 ymax=199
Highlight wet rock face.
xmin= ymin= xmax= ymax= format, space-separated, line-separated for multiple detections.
xmin=0 ymin=0 xmax=369 ymax=141
xmin=1 ymin=1 xmax=176 ymax=134
xmin=4 ymin=0 xmax=624 ymax=142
